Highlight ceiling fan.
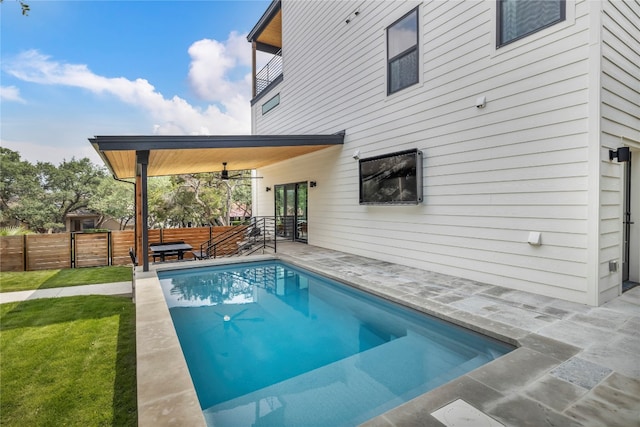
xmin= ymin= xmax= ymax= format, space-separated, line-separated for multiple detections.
xmin=219 ymin=162 xmax=263 ymax=180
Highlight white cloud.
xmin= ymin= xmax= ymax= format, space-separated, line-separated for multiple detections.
xmin=187 ymin=31 xmax=252 ymax=102
xmin=0 ymin=85 xmax=26 ymax=103
xmin=3 ymin=34 xmax=253 ymax=136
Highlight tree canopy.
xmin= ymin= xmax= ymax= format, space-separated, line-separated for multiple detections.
xmin=0 ymin=0 xmax=30 ymax=16
xmin=0 ymin=148 xmax=252 ymax=233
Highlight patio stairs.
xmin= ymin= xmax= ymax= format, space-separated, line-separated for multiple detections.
xmin=192 ymin=217 xmax=276 ymax=260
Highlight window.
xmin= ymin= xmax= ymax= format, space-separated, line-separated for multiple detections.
xmin=498 ymin=0 xmax=565 ymax=47
xmin=262 ymin=93 xmax=280 ymax=115
xmin=387 ymin=8 xmax=419 ymax=95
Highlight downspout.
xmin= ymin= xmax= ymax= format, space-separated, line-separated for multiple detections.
xmin=586 ymin=0 xmax=603 ymax=306
xmin=113 ymin=176 xmax=136 ymax=260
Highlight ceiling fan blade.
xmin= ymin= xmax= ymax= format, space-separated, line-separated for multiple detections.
xmin=219 ymin=162 xmax=263 ymax=180
xmin=228 ymin=174 xmax=263 ymax=180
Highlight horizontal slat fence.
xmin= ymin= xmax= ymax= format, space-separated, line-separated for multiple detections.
xmin=112 ymin=230 xmax=135 ymax=266
xmin=0 ymin=226 xmax=231 ymax=272
xmin=0 ymin=236 xmax=25 ymax=272
xmin=75 ymin=233 xmax=109 ymax=268
xmin=27 ymin=234 xmax=71 ymax=271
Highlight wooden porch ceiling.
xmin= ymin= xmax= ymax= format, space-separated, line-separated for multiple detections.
xmin=247 ymin=0 xmax=282 ymax=50
xmin=256 ymin=9 xmax=281 ymax=49
xmin=89 ymin=134 xmax=344 ymax=179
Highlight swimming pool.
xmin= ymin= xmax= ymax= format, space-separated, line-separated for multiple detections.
xmin=158 ymin=260 xmax=514 ymax=427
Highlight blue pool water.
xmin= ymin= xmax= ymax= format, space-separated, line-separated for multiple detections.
xmin=158 ymin=261 xmax=513 ymax=427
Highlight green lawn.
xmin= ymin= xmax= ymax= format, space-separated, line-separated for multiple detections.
xmin=0 ymin=266 xmax=132 ymax=293
xmin=0 ymin=295 xmax=137 ymax=426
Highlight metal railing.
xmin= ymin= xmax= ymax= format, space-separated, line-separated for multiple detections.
xmin=255 ymin=50 xmax=282 ymax=96
xmin=193 ymin=217 xmax=277 ymax=259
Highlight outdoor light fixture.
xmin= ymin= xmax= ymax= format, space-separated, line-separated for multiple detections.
xmin=609 ymin=147 xmax=630 ymax=162
xmin=309 ymin=181 xmax=317 ymax=188
xmin=266 ymin=187 xmax=271 ymax=192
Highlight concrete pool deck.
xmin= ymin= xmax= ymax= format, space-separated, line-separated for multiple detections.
xmin=136 ymin=243 xmax=640 ymax=427
xmin=0 ymin=281 xmax=133 ymax=304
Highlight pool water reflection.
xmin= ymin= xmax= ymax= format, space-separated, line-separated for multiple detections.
xmin=158 ymin=261 xmax=514 ymax=427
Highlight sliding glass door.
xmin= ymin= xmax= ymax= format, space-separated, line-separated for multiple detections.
xmin=275 ymin=182 xmax=308 ymax=242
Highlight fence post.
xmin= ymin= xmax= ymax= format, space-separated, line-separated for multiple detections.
xmin=108 ymin=231 xmax=112 ymax=266
xmin=70 ymin=232 xmax=75 ymax=269
xmin=22 ymin=234 xmax=27 ymax=271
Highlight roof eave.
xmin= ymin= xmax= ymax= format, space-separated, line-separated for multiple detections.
xmin=90 ymin=134 xmax=344 ymax=152
xmin=247 ymin=0 xmax=281 ymax=42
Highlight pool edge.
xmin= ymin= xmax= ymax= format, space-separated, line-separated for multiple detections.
xmin=136 ymin=254 xmax=581 ymax=427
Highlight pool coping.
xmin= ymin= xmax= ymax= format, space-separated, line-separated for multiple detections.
xmin=135 ymin=254 xmax=581 ymax=427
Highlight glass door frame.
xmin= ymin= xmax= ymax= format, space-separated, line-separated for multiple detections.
xmin=274 ymin=182 xmax=308 ymax=243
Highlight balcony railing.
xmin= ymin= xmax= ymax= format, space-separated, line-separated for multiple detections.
xmin=255 ymin=49 xmax=282 ymax=97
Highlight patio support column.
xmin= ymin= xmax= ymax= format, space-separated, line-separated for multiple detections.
xmin=135 ymin=176 xmax=141 ymax=262
xmin=252 ymin=41 xmax=257 ymax=98
xmin=137 ymin=150 xmax=150 ymax=272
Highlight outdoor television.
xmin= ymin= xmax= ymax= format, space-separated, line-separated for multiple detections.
xmin=359 ymin=149 xmax=423 ymax=205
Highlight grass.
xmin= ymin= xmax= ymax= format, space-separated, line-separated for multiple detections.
xmin=0 ymin=295 xmax=137 ymax=426
xmin=0 ymin=266 xmax=132 ymax=293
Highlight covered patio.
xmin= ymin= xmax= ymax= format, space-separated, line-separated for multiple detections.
xmin=89 ymin=133 xmax=344 ymax=271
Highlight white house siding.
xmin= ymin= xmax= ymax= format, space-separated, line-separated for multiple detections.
xmin=252 ymin=0 xmax=618 ymax=305
xmin=598 ymin=0 xmax=640 ymax=304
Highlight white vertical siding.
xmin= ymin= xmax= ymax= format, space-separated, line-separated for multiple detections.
xmin=598 ymin=0 xmax=640 ymax=304
xmin=252 ymin=0 xmax=613 ymax=304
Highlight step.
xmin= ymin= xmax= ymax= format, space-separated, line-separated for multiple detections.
xmin=202 ymin=332 xmax=489 ymax=427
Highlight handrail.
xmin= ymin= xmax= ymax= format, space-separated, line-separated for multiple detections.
xmin=197 ymin=226 xmax=243 ymax=258
xmin=212 ymin=224 xmax=250 ymax=258
xmin=195 ymin=217 xmax=277 ymax=259
xmin=255 ymin=50 xmax=282 ymax=97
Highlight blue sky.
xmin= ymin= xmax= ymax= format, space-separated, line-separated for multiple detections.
xmin=1 ymin=0 xmax=270 ymax=165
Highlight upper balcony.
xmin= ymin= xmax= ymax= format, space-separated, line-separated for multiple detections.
xmin=247 ymin=0 xmax=283 ymax=101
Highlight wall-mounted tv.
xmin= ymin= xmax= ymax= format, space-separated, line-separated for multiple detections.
xmin=359 ymin=149 xmax=423 ymax=205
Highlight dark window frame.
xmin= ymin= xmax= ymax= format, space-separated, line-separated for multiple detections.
xmin=387 ymin=7 xmax=419 ymax=95
xmin=497 ymin=0 xmax=566 ymax=47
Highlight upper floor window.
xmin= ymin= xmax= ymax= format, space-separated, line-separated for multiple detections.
xmin=498 ymin=0 xmax=565 ymax=47
xmin=387 ymin=8 xmax=419 ymax=95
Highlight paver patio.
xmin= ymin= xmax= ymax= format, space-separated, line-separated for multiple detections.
xmin=136 ymin=242 xmax=640 ymax=427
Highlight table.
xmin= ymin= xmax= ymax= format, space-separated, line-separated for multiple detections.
xmin=150 ymin=242 xmax=193 ymax=262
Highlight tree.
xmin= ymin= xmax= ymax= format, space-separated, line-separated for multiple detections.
xmin=0 ymin=149 xmax=107 ymax=232
xmin=88 ymin=178 xmax=135 ymax=230
xmin=147 ymin=176 xmax=179 ymax=228
xmin=0 ymin=148 xmax=42 ymax=226
xmin=36 ymin=158 xmax=107 ymax=231
xmin=0 ymin=0 xmax=30 ymax=15
xmin=1 ymin=147 xmax=256 ymax=232
xmin=169 ymin=172 xmax=253 ymax=227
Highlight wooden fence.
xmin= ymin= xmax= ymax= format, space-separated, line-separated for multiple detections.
xmin=0 ymin=226 xmax=234 ymax=272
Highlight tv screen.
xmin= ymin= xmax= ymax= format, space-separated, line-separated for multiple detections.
xmin=359 ymin=149 xmax=423 ymax=205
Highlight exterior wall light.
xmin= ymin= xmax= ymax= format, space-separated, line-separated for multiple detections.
xmin=309 ymin=181 xmax=317 ymax=188
xmin=609 ymin=147 xmax=630 ymax=162
xmin=266 ymin=187 xmax=271 ymax=192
